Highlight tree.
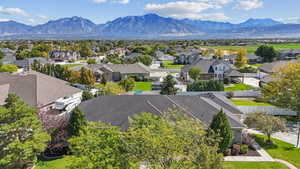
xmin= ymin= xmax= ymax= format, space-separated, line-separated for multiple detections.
xmin=66 ymin=122 xmax=131 ymax=169
xmin=244 ymin=112 xmax=286 ymax=143
xmin=82 ymin=90 xmax=95 ymax=101
xmin=68 ymin=107 xmax=87 ymax=137
xmin=100 ymin=74 xmax=107 ymax=85
xmin=0 ymin=64 xmax=18 ymax=73
xmin=79 ymin=67 xmax=95 ymax=86
xmin=160 ymin=75 xmax=178 ymax=95
xmin=87 ymin=58 xmax=96 ymax=65
xmin=262 ymin=60 xmax=300 ymax=117
xmin=0 ymin=51 xmax=4 ymax=60
xmin=101 ymin=82 xmax=125 ymax=95
xmin=234 ymin=49 xmax=248 ymax=69
xmin=124 ymin=108 xmax=223 ymax=169
xmin=133 ymin=55 xmax=153 ymax=66
xmin=0 ymin=94 xmax=50 ymax=169
xmin=119 ymin=77 xmax=135 ymax=92
xmin=187 ymin=80 xmax=224 ymax=91
xmin=79 ymin=42 xmax=93 ymax=58
xmin=210 ymin=110 xmax=233 ymax=153
xmin=255 ymin=45 xmax=279 ymax=62
xmin=188 ymin=66 xmax=202 ymax=81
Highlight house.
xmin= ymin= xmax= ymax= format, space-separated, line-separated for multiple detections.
xmin=14 ymin=57 xmax=49 ymax=69
xmin=107 ymin=48 xmax=126 ymax=57
xmin=87 ymin=63 xmax=151 ymax=81
xmin=79 ymin=94 xmax=245 ymax=143
xmin=246 ymin=54 xmax=262 ymax=64
xmin=50 ymin=50 xmax=80 ymax=62
xmin=0 ymin=48 xmax=16 ymax=65
xmin=175 ymin=52 xmax=201 ymax=64
xmin=156 ymin=51 xmax=175 ymax=61
xmin=123 ymin=53 xmax=143 ymax=60
xmin=181 ymin=59 xmax=234 ymax=81
xmin=280 ymin=50 xmax=300 ymax=60
xmin=0 ymin=70 xmax=82 ymax=113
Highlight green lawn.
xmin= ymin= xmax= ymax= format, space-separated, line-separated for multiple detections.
xmin=253 ymin=134 xmax=300 ymax=169
xmin=249 ymin=63 xmax=263 ymax=67
xmin=200 ymin=43 xmax=300 ymax=54
xmin=230 ymin=99 xmax=272 ymax=106
xmin=161 ymin=61 xmax=184 ymax=69
xmin=133 ymin=82 xmax=152 ymax=91
xmin=63 ymin=64 xmax=83 ymax=69
xmin=225 ymin=84 xmax=255 ymax=91
xmin=36 ymin=158 xmax=69 ymax=169
xmin=224 ymin=162 xmax=289 ymax=169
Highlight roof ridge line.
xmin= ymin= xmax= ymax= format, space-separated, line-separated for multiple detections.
xmin=146 ymin=100 xmax=163 ymax=115
xmin=164 ymin=95 xmax=202 ymax=124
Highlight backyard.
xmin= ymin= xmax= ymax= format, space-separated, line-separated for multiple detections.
xmin=230 ymin=98 xmax=272 ymax=106
xmin=253 ymin=134 xmax=300 ymax=169
xmin=225 ymin=84 xmax=256 ymax=91
xmin=133 ymin=82 xmax=152 ymax=91
xmin=161 ymin=61 xmax=184 ymax=69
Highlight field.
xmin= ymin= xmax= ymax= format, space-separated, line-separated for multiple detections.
xmin=161 ymin=61 xmax=184 ymax=69
xmin=230 ymin=98 xmax=272 ymax=106
xmin=133 ymin=82 xmax=152 ymax=91
xmin=202 ymin=43 xmax=300 ymax=54
xmin=224 ymin=84 xmax=255 ymax=91
xmin=253 ymin=134 xmax=300 ymax=169
xmin=224 ymin=162 xmax=289 ymax=169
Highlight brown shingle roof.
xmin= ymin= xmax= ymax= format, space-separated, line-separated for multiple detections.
xmin=0 ymin=71 xmax=82 ymax=107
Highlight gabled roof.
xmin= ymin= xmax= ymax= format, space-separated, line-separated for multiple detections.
xmin=0 ymin=71 xmax=82 ymax=107
xmin=226 ymin=69 xmax=243 ymax=77
xmin=95 ymin=63 xmax=150 ymax=74
xmin=258 ymin=60 xmax=297 ymax=73
xmin=182 ymin=59 xmax=230 ymax=73
xmin=79 ymin=95 xmax=244 ymax=130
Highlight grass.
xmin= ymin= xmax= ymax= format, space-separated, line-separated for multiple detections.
xmin=249 ymin=63 xmax=263 ymax=67
xmin=225 ymin=84 xmax=255 ymax=91
xmin=201 ymin=43 xmax=300 ymax=54
xmin=63 ymin=64 xmax=83 ymax=69
xmin=161 ymin=61 xmax=184 ymax=69
xmin=230 ymin=98 xmax=272 ymax=106
xmin=36 ymin=158 xmax=69 ymax=169
xmin=253 ymin=134 xmax=300 ymax=169
xmin=133 ymin=82 xmax=152 ymax=91
xmin=224 ymin=162 xmax=290 ymax=169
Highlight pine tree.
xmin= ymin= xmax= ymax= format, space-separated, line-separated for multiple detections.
xmin=210 ymin=109 xmax=233 ymax=153
xmin=68 ymin=107 xmax=87 ymax=137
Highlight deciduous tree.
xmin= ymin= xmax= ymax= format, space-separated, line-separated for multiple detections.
xmin=234 ymin=49 xmax=248 ymax=69
xmin=188 ymin=66 xmax=202 ymax=81
xmin=119 ymin=77 xmax=135 ymax=92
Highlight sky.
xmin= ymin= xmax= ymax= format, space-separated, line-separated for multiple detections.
xmin=0 ymin=0 xmax=299 ymax=25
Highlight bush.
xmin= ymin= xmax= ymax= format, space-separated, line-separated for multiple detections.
xmin=240 ymin=144 xmax=249 ymax=154
xmin=231 ymin=144 xmax=241 ymax=156
xmin=187 ymin=80 xmax=224 ymax=91
xmin=223 ymin=77 xmax=230 ymax=85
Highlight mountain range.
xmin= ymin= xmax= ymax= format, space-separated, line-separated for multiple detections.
xmin=0 ymin=14 xmax=299 ymax=39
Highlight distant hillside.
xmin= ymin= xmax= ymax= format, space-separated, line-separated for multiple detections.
xmin=0 ymin=14 xmax=298 ymax=39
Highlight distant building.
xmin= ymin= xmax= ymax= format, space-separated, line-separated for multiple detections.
xmin=0 ymin=48 xmax=16 ymax=65
xmin=181 ymin=59 xmax=242 ymax=81
xmin=107 ymin=48 xmax=126 ymax=57
xmin=87 ymin=63 xmax=151 ymax=81
xmin=50 ymin=50 xmax=80 ymax=62
xmin=0 ymin=71 xmax=82 ymax=113
xmin=123 ymin=53 xmax=143 ymax=60
xmin=175 ymin=52 xmax=202 ymax=64
xmin=280 ymin=50 xmax=300 ymax=60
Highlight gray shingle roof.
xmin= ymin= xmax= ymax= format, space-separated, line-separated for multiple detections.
xmin=182 ymin=59 xmax=230 ymax=73
xmin=79 ymin=95 xmax=244 ymax=130
xmin=258 ymin=60 xmax=297 ymax=73
xmin=91 ymin=63 xmax=150 ymax=74
xmin=0 ymin=71 xmax=82 ymax=107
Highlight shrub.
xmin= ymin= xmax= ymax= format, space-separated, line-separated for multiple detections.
xmin=231 ymin=144 xmax=241 ymax=156
xmin=187 ymin=80 xmax=224 ymax=91
xmin=223 ymin=77 xmax=230 ymax=85
xmin=226 ymin=92 xmax=234 ymax=99
xmin=240 ymin=144 xmax=249 ymax=154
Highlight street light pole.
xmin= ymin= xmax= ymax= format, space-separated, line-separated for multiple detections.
xmin=297 ymin=122 xmax=300 ymax=148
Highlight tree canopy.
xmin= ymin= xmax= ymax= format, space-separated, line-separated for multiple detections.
xmin=255 ymin=45 xmax=279 ymax=62
xmin=160 ymin=75 xmax=178 ymax=95
xmin=234 ymin=49 xmax=248 ymax=69
xmin=0 ymin=94 xmax=50 ymax=169
xmin=119 ymin=77 xmax=135 ymax=92
xmin=188 ymin=66 xmax=202 ymax=81
xmin=0 ymin=64 xmax=18 ymax=73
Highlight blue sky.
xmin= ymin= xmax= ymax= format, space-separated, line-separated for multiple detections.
xmin=0 ymin=0 xmax=299 ymax=25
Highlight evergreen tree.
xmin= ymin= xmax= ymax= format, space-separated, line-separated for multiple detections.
xmin=160 ymin=75 xmax=178 ymax=95
xmin=68 ymin=107 xmax=87 ymax=137
xmin=210 ymin=109 xmax=233 ymax=153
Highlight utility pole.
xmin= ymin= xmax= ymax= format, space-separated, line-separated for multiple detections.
xmin=297 ymin=122 xmax=300 ymax=148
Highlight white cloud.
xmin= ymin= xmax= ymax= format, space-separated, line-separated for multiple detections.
xmin=0 ymin=6 xmax=27 ymax=16
xmin=92 ymin=0 xmax=129 ymax=4
xmin=144 ymin=0 xmax=231 ymax=21
xmin=233 ymin=0 xmax=263 ymax=11
xmin=279 ymin=17 xmax=300 ymax=24
xmin=37 ymin=14 xmax=50 ymax=19
xmin=0 ymin=18 xmax=9 ymax=22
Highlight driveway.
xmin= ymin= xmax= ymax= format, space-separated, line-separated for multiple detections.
xmin=243 ymin=77 xmax=260 ymax=88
